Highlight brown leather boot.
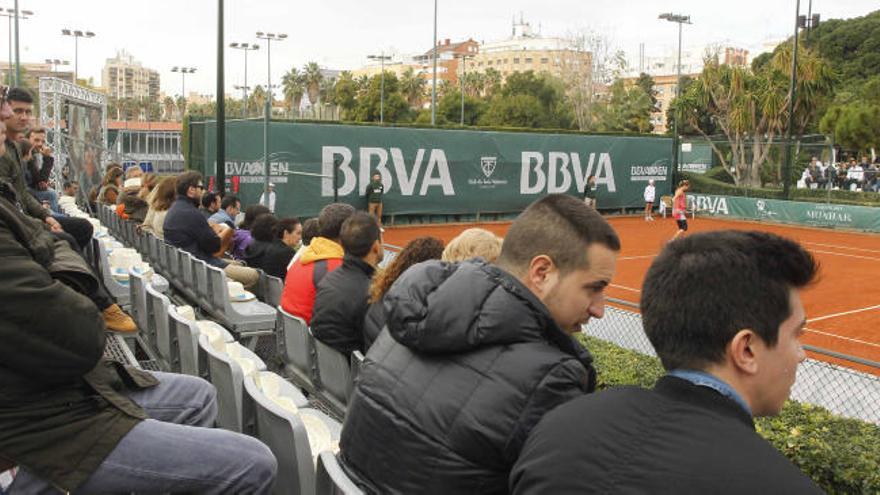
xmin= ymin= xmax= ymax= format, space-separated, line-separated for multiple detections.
xmin=102 ymin=304 xmax=137 ymax=333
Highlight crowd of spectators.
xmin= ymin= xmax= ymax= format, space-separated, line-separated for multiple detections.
xmin=799 ymin=154 xmax=880 ymax=192
xmin=0 ymin=83 xmax=828 ymax=494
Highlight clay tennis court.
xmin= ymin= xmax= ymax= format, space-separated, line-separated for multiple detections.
xmin=381 ymin=215 xmax=880 ymax=373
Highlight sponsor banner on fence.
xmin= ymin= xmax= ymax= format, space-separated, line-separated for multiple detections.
xmin=688 ymin=194 xmax=880 ymax=232
xmin=190 ymin=121 xmax=673 ymax=217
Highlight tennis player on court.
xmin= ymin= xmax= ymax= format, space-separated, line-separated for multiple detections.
xmin=672 ymin=180 xmax=690 ymax=241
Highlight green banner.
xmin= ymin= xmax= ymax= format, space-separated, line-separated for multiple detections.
xmin=680 ymin=141 xmax=715 ymax=174
xmin=689 ymin=193 xmax=880 ymax=232
xmin=190 ymin=121 xmax=673 ymax=218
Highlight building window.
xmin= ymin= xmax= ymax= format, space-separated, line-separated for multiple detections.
xmin=525 ymin=57 xmax=533 ymax=63
xmin=503 ymin=59 xmax=508 ymax=64
xmin=487 ymin=60 xmax=493 ymax=66
xmin=514 ymin=57 xmax=520 ymax=64
xmin=540 ymin=57 xmax=549 ymax=64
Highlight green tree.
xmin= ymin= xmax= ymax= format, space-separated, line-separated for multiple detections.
xmin=676 ymin=44 xmax=833 ymax=186
xmin=249 ymin=85 xmax=267 ymax=115
xmin=482 ymin=68 xmax=502 ymax=97
xmin=352 ymin=72 xmax=412 ymax=123
xmin=479 ymin=71 xmax=574 ymax=129
xmin=163 ymin=96 xmax=177 ymax=121
xmin=281 ymin=68 xmax=305 ymax=114
xmin=635 ymin=72 xmax=659 ymax=110
xmin=303 ymin=62 xmax=323 ymax=106
xmin=478 ymin=94 xmax=546 ymax=128
xmin=819 ymin=103 xmax=880 ymax=152
xmin=437 ymin=89 xmax=484 ymax=125
xmin=333 ymin=72 xmax=359 ymax=119
xmin=593 ymin=80 xmax=654 ymax=133
xmin=400 ymin=68 xmax=427 ymax=108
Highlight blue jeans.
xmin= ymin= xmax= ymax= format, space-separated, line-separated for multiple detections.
xmin=30 ymin=188 xmax=59 ymax=214
xmin=9 ymin=372 xmax=277 ymax=494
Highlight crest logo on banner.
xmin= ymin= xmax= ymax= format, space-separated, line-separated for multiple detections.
xmin=481 ymin=157 xmax=497 ymax=178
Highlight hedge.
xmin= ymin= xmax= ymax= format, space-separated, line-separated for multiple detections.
xmin=580 ymin=334 xmax=880 ymax=494
xmin=685 ymin=169 xmax=880 ymax=207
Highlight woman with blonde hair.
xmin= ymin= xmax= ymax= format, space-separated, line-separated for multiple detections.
xmin=96 ymin=166 xmax=124 ymax=205
xmin=140 ymin=176 xmax=176 ymax=239
xmin=441 ymin=228 xmax=503 ymax=263
xmin=363 ymin=236 xmax=445 ymax=348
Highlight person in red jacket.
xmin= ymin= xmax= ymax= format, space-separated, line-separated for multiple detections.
xmin=280 ymin=202 xmax=354 ymax=324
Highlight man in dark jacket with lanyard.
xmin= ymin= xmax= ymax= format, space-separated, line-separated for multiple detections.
xmin=510 ymin=231 xmax=824 ymax=494
xmin=0 ymin=177 xmax=277 ymax=493
xmin=339 ymin=194 xmax=620 ymax=494
xmin=311 ymin=212 xmax=383 ymax=356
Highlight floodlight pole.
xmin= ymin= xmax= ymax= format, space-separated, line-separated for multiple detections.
xmin=782 ymin=0 xmax=801 ymax=199
xmin=431 ymin=0 xmax=438 ymax=125
xmin=256 ymin=31 xmax=286 ymax=208
xmin=13 ymin=0 xmax=19 ymax=85
xmin=216 ymin=0 xmax=226 ymax=193
xmin=659 ymin=13 xmax=690 ymax=186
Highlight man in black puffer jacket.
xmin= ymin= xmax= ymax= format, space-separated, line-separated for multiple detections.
xmin=339 ymin=194 xmax=620 ymax=494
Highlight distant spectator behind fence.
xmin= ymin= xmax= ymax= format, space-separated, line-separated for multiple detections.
xmin=510 ymin=230 xmax=823 ymax=494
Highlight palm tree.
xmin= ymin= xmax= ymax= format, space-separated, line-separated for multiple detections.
xmin=250 ymin=85 xmax=267 ymax=114
xmin=175 ymin=96 xmax=187 ymax=119
xmin=483 ymin=68 xmax=502 ymax=97
xmin=163 ymin=96 xmax=176 ymax=121
xmin=355 ymin=75 xmax=370 ymax=96
xmin=463 ymin=71 xmax=485 ymax=97
xmin=400 ymin=68 xmax=427 ymax=108
xmin=281 ymin=68 xmax=306 ymax=114
xmin=303 ymin=62 xmax=323 ymax=106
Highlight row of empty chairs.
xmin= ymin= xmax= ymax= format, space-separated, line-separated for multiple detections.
xmin=96 ymin=204 xmax=364 ymax=494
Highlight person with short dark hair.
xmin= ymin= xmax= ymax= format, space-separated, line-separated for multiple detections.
xmin=200 ymin=191 xmax=220 ymax=219
xmin=62 ymin=180 xmax=79 ymax=198
xmin=311 ymin=212 xmax=383 ymax=356
xmin=163 ymin=171 xmax=259 ymax=289
xmin=509 ymin=231 xmax=823 ymax=495
xmin=289 ymin=217 xmax=319 ymax=266
xmin=366 ymin=171 xmax=384 ymax=230
xmin=23 ymin=127 xmax=59 ymax=213
xmin=243 ymin=214 xmax=296 ymax=279
xmin=363 ymin=236 xmax=444 ymax=348
xmin=280 ymin=203 xmax=355 ymax=324
xmin=340 ymin=194 xmax=620 ymax=494
xmin=276 ymin=217 xmax=302 ymax=250
xmin=583 ymin=174 xmax=598 ymax=208
xmin=209 ymin=194 xmax=240 ymax=229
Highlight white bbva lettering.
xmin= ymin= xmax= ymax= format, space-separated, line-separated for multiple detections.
xmin=322 ymin=146 xmax=454 ymax=197
xmin=521 ymin=151 xmax=616 ymax=194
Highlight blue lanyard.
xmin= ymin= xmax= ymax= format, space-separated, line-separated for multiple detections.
xmin=667 ymin=369 xmax=752 ymax=416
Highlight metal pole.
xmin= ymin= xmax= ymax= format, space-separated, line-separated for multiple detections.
xmin=672 ymin=20 xmax=682 ymax=184
xmin=333 ymin=156 xmax=339 ymax=202
xmin=263 ymin=39 xmax=271 ymax=207
xmin=379 ymin=55 xmax=385 ymax=124
xmin=216 ymin=0 xmax=226 ymax=193
xmin=181 ymin=72 xmax=185 ymax=101
xmin=74 ymin=35 xmax=78 ymax=83
xmin=782 ymin=0 xmax=801 ymax=199
xmin=431 ymin=0 xmax=437 ymax=125
xmin=460 ymin=56 xmax=465 ymax=125
xmin=243 ymin=49 xmax=248 ymax=118
xmin=7 ymin=17 xmax=11 ymax=85
xmin=13 ymin=0 xmax=19 ymax=86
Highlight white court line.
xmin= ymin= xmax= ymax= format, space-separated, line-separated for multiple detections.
xmin=805 ymin=328 xmax=880 ymax=349
xmin=808 ymin=249 xmax=879 ymax=261
xmin=808 ymin=304 xmax=880 ymax=323
xmin=804 ymin=241 xmax=880 ymax=255
xmin=618 ymin=254 xmax=658 ymax=261
xmin=610 ymin=283 xmax=641 ymax=293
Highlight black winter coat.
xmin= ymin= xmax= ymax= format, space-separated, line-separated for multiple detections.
xmin=339 ymin=259 xmax=596 ymax=495
xmin=311 ymin=255 xmax=375 ymax=356
xmin=510 ymin=376 xmax=825 ymax=494
xmin=361 ymin=300 xmax=384 ymax=350
xmin=244 ymin=239 xmax=295 ymax=279
xmin=163 ymin=195 xmax=223 ymax=267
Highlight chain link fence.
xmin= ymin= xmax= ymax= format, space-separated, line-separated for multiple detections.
xmin=582 ymin=298 xmax=880 ymax=425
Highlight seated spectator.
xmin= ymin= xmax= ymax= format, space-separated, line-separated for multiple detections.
xmin=141 ymin=176 xmax=176 ymax=239
xmin=22 ymin=128 xmax=59 ymax=213
xmin=290 ymin=217 xmax=319 ymax=266
xmin=96 ymin=166 xmax=123 ymax=205
xmin=441 ymin=227 xmax=503 ymax=262
xmin=124 ymin=164 xmax=144 ymax=180
xmin=510 ymin=230 xmax=822 ymax=494
xmin=363 ymin=236 xmax=444 ymax=348
xmin=311 ymin=212 xmax=383 ymax=356
xmin=119 ymin=177 xmax=149 ymax=222
xmin=232 ymin=204 xmax=270 ymax=260
xmin=209 ymin=194 xmax=240 ymax=229
xmin=846 ymin=158 xmax=864 ymax=190
xmin=0 ymin=190 xmax=277 ymax=493
xmin=277 ymin=217 xmax=302 ymax=251
xmin=244 ymin=214 xmax=296 ymax=279
xmin=62 ymin=180 xmax=79 ymax=199
xmin=281 ymin=203 xmax=354 ymax=324
xmin=163 ymin=171 xmax=259 ymax=289
xmin=200 ymin=191 xmax=220 ymax=219
xmin=340 ymin=194 xmax=620 ymax=494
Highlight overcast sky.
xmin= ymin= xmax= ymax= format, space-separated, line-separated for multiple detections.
xmin=19 ymin=0 xmax=879 ymax=98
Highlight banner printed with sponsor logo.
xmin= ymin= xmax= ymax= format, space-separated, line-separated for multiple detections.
xmin=192 ymin=121 xmax=673 ymax=217
xmin=688 ymin=193 xmax=880 ymax=232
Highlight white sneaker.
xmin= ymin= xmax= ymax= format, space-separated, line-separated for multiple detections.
xmin=380 ymin=227 xmax=386 ymax=233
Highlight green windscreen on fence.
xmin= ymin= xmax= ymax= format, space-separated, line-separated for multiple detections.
xmin=189 ymin=120 xmax=673 ymax=218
